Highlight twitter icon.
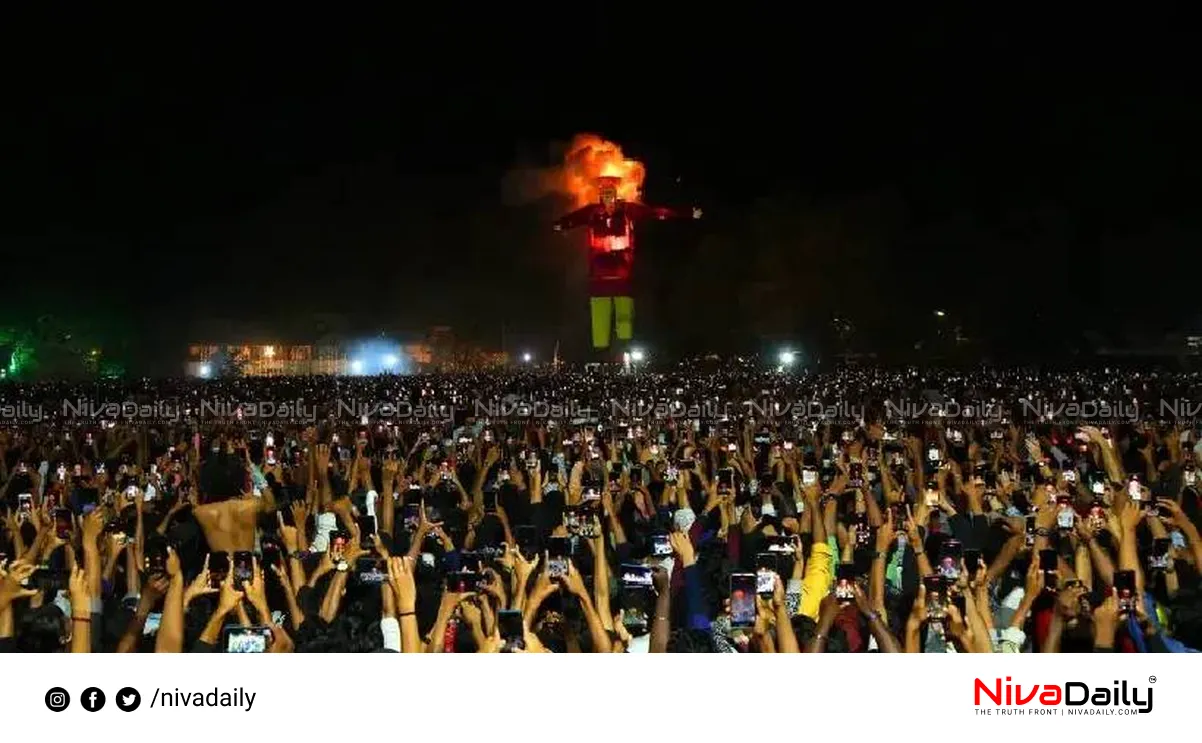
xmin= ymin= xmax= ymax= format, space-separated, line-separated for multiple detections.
xmin=115 ymin=687 xmax=141 ymax=712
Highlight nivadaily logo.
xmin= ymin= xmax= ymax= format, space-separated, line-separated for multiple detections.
xmin=974 ymin=676 xmax=1153 ymax=715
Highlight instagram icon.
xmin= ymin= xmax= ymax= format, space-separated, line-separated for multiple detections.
xmin=44 ymin=687 xmax=70 ymax=712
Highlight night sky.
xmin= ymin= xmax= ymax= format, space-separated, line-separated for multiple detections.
xmin=4 ymin=12 xmax=1200 ymax=370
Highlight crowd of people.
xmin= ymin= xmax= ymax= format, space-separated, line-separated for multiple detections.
xmin=1 ymin=363 xmax=1201 ymax=653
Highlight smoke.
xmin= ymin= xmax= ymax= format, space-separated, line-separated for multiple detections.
xmin=500 ymin=162 xmax=560 ymax=207
xmin=501 ymin=134 xmax=647 ymax=209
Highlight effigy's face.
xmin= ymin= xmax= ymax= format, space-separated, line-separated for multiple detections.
xmin=600 ymin=188 xmax=617 ymax=211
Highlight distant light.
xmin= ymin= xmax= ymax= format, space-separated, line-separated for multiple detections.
xmin=630 ymin=348 xmax=645 ymax=362
xmin=934 ymin=310 xmax=946 ymax=317
xmin=264 ymin=345 xmax=275 ymax=358
xmin=779 ymin=350 xmax=796 ymax=365
xmin=90 ymin=349 xmax=100 ymax=357
xmin=522 ymin=352 xmax=533 ymax=363
xmin=199 ymin=364 xmax=211 ymax=378
xmin=383 ymin=354 xmax=399 ymax=368
xmin=350 ymin=359 xmax=364 ymax=374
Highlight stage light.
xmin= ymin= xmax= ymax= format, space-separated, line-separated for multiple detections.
xmin=350 ymin=359 xmax=364 ymax=374
xmin=630 ymin=348 xmax=645 ymax=362
xmin=199 ymin=364 xmax=211 ymax=378
xmin=264 ymin=345 xmax=275 ymax=358
xmin=383 ymin=354 xmax=399 ymax=368
xmin=522 ymin=352 xmax=532 ymax=363
xmin=779 ymin=350 xmax=796 ymax=365
xmin=934 ymin=310 xmax=946 ymax=318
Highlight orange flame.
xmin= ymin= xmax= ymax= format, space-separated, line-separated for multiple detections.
xmin=559 ymin=133 xmax=646 ymax=209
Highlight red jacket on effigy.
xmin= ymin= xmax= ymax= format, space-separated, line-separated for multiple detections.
xmin=554 ymin=200 xmax=687 ymax=296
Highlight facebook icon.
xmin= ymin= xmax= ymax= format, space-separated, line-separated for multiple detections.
xmin=81 ymin=687 xmax=106 ymax=712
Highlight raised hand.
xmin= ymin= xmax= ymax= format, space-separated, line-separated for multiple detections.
xmin=216 ymin=564 xmax=244 ymax=615
xmin=277 ymin=512 xmax=300 ymax=554
xmin=81 ymin=509 xmax=105 ymax=546
xmin=0 ymin=560 xmax=38 ymax=607
xmin=68 ymin=564 xmax=90 ymax=609
xmin=386 ymin=556 xmax=417 ymax=612
xmin=563 ymin=561 xmax=588 ymax=598
xmin=514 ymin=549 xmax=540 ymax=588
xmin=165 ymin=546 xmax=182 ymax=578
xmin=669 ymin=530 xmax=695 ymax=566
xmin=243 ymin=557 xmax=269 ymax=612
xmin=183 ymin=554 xmax=218 ymax=606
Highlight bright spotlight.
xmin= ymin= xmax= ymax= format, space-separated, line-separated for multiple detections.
xmin=199 ymin=364 xmax=211 ymax=378
xmin=350 ymin=359 xmax=364 ymax=374
xmin=779 ymin=350 xmax=796 ymax=365
xmin=383 ymin=354 xmax=399 ymax=368
xmin=264 ymin=345 xmax=275 ymax=358
xmin=630 ymin=348 xmax=645 ymax=362
xmin=934 ymin=310 xmax=946 ymax=317
xmin=522 ymin=352 xmax=532 ymax=363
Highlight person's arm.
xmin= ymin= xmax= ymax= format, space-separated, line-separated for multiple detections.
xmin=429 ymin=591 xmax=472 ymax=653
xmin=564 ymin=561 xmax=612 ymax=652
xmin=1092 ymin=594 xmax=1119 ymax=650
xmin=154 ymin=547 xmax=187 ymax=653
xmin=1160 ymin=499 xmax=1202 ymax=575
xmin=1009 ymin=561 xmax=1043 ymax=630
xmin=101 ymin=533 xmax=126 ymax=588
xmin=2 ymin=511 xmax=27 ymax=561
xmin=985 ymin=528 xmax=1024 ymax=587
xmin=1084 ymin=427 xmax=1125 ymax=484
xmin=509 ymin=550 xmax=539 ymax=615
xmin=671 ymin=531 xmax=709 ymax=630
xmin=117 ymin=576 xmax=167 ymax=653
xmin=1116 ymin=501 xmax=1145 ymax=598
xmin=289 ymin=501 xmax=310 ymax=553
xmin=807 ymin=594 xmax=840 ymax=652
xmin=387 ymin=556 xmax=421 ymax=652
xmin=494 ymin=505 xmax=515 ymax=547
xmin=68 ymin=565 xmax=92 ymax=653
xmin=268 ymin=563 xmax=304 ymax=631
xmin=1142 ymin=508 xmax=1179 ymax=597
xmin=520 ymin=561 xmax=558 ymax=629
xmin=649 ymin=566 xmax=672 ymax=653
xmin=458 ymin=597 xmax=488 ymax=651
xmin=242 ymin=558 xmax=293 ymax=653
xmin=903 ymin=584 xmax=927 ymax=653
xmin=962 ymin=588 xmax=993 ymax=653
xmin=771 ymin=575 xmax=799 ymax=653
xmin=123 ymin=531 xmax=142 ymax=599
xmin=155 ymin=497 xmax=189 ymax=537
xmin=1041 ymin=591 xmax=1079 ymax=653
xmin=379 ymin=458 xmax=399 ymax=537
xmin=0 ymin=560 xmax=37 ymax=616
xmin=195 ymin=570 xmax=244 ymax=651
xmin=870 ymin=510 xmax=893 ymax=617
xmin=276 ymin=512 xmax=307 ymax=597
xmin=80 ymin=510 xmax=104 ymax=603
xmin=945 ymin=603 xmax=977 ymax=653
xmin=852 ymin=584 xmax=899 ymax=652
xmin=318 ymin=571 xmax=350 ymax=623
xmin=590 ymin=528 xmax=613 ymax=631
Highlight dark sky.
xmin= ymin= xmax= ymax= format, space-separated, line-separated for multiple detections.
xmin=4 ymin=11 xmax=1200 ymax=367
